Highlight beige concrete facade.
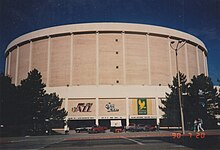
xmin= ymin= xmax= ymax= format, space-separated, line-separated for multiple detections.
xmin=5 ymin=23 xmax=208 ymax=126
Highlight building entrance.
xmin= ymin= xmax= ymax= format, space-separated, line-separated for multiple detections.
xmin=129 ymin=119 xmax=156 ymax=126
xmin=99 ymin=119 xmax=126 ymax=128
xmin=68 ymin=120 xmax=96 ymax=129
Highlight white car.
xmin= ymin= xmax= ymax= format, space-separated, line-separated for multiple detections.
xmin=75 ymin=127 xmax=92 ymax=133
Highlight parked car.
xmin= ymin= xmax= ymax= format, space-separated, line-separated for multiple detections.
xmin=136 ymin=124 xmax=146 ymax=132
xmin=145 ymin=125 xmax=157 ymax=131
xmin=88 ymin=125 xmax=107 ymax=133
xmin=126 ymin=123 xmax=157 ymax=132
xmin=75 ymin=127 xmax=92 ymax=133
xmin=110 ymin=120 xmax=123 ymax=133
xmin=125 ymin=123 xmax=136 ymax=132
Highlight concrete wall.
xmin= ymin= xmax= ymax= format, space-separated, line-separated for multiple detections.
xmin=72 ymin=34 xmax=96 ymax=85
xmin=17 ymin=44 xmax=30 ymax=83
xmin=5 ymin=23 xmax=208 ymax=86
xmin=31 ymin=39 xmax=48 ymax=84
xmin=5 ymin=33 xmax=207 ymax=86
xmin=125 ymin=34 xmax=149 ymax=85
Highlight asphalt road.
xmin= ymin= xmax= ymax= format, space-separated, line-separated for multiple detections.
xmin=43 ymin=136 xmax=220 ymax=150
xmin=1 ymin=130 xmax=220 ymax=150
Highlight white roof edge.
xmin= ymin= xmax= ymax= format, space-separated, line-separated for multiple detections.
xmin=5 ymin=22 xmax=207 ymax=53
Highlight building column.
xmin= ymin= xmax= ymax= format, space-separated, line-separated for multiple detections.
xmin=122 ymin=31 xmax=126 ymax=84
xmin=29 ymin=40 xmax=33 ymax=71
xmin=203 ymin=51 xmax=208 ymax=76
xmin=15 ymin=46 xmax=19 ymax=86
xmin=96 ymin=32 xmax=99 ymax=86
xmin=64 ymin=97 xmax=69 ymax=118
xmin=65 ymin=85 xmax=69 ymax=128
xmin=185 ymin=43 xmax=190 ymax=81
xmin=146 ymin=34 xmax=151 ymax=85
xmin=70 ymin=33 xmax=74 ymax=86
xmin=205 ymin=54 xmax=208 ymax=76
xmin=47 ymin=36 xmax=51 ymax=86
xmin=155 ymin=97 xmax=160 ymax=125
xmin=96 ymin=97 xmax=99 ymax=125
xmin=196 ymin=46 xmax=200 ymax=75
xmin=5 ymin=55 xmax=8 ymax=76
xmin=7 ymin=52 xmax=11 ymax=75
xmin=126 ymin=97 xmax=129 ymax=126
xmin=168 ymin=37 xmax=173 ymax=83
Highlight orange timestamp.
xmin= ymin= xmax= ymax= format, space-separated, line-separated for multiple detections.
xmin=172 ymin=132 xmax=205 ymax=139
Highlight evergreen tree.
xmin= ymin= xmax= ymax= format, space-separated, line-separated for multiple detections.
xmin=18 ymin=69 xmax=67 ymax=134
xmin=188 ymin=74 xmax=218 ymax=128
xmin=159 ymin=72 xmax=188 ymax=126
xmin=42 ymin=93 xmax=67 ymax=121
xmin=0 ymin=73 xmax=18 ymax=133
xmin=160 ymin=73 xmax=219 ymax=129
xmin=18 ymin=69 xmax=46 ymax=133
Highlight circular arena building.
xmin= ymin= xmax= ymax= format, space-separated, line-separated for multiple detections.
xmin=5 ymin=23 xmax=208 ymax=128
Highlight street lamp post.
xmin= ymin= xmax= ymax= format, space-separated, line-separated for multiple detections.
xmin=170 ymin=40 xmax=186 ymax=134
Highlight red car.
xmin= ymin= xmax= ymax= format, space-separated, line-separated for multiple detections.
xmin=145 ymin=125 xmax=157 ymax=131
xmin=88 ymin=125 xmax=107 ymax=133
xmin=125 ymin=123 xmax=136 ymax=132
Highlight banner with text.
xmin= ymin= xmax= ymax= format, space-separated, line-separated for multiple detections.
xmin=137 ymin=98 xmax=147 ymax=115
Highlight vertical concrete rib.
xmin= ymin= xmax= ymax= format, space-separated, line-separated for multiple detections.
xmin=126 ymin=97 xmax=129 ymax=126
xmin=96 ymin=98 xmax=99 ymax=125
xmin=196 ymin=46 xmax=200 ymax=75
xmin=206 ymin=56 xmax=209 ymax=76
xmin=47 ymin=36 xmax=51 ymax=86
xmin=155 ymin=97 xmax=160 ymax=125
xmin=145 ymin=34 xmax=148 ymax=84
xmin=70 ymin=33 xmax=73 ymax=86
xmin=122 ymin=32 xmax=126 ymax=84
xmin=203 ymin=51 xmax=207 ymax=76
xmin=204 ymin=52 xmax=209 ymax=76
xmin=7 ymin=52 xmax=11 ymax=75
xmin=185 ymin=43 xmax=189 ymax=81
xmin=5 ymin=55 xmax=8 ymax=75
xmin=65 ymin=86 xmax=69 ymax=122
xmin=168 ymin=37 xmax=173 ymax=83
xmin=146 ymin=34 xmax=151 ymax=85
xmin=96 ymin=32 xmax=99 ymax=85
xmin=29 ymin=41 xmax=33 ymax=71
xmin=15 ymin=46 xmax=19 ymax=85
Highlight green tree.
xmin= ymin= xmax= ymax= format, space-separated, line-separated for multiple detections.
xmin=188 ymin=74 xmax=218 ymax=128
xmin=0 ymin=73 xmax=18 ymax=134
xmin=18 ymin=69 xmax=46 ymax=133
xmin=18 ymin=69 xmax=67 ymax=134
xmin=36 ymin=93 xmax=67 ymax=133
xmin=160 ymin=73 xmax=219 ymax=129
xmin=159 ymin=72 xmax=188 ymax=126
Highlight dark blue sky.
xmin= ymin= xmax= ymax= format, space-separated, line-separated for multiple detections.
xmin=0 ymin=0 xmax=219 ymax=84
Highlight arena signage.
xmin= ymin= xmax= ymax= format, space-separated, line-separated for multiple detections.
xmin=72 ymin=103 xmax=93 ymax=112
xmin=130 ymin=115 xmax=157 ymax=119
xmin=105 ymin=102 xmax=119 ymax=112
xmin=100 ymin=116 xmax=126 ymax=119
xmin=68 ymin=116 xmax=95 ymax=120
xmin=137 ymin=99 xmax=147 ymax=115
